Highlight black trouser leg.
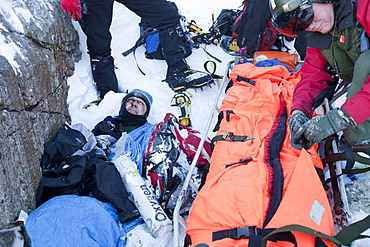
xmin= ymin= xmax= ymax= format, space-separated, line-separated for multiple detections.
xmin=78 ymin=0 xmax=118 ymax=97
xmin=158 ymin=26 xmax=188 ymax=67
xmin=90 ymin=56 xmax=118 ymax=97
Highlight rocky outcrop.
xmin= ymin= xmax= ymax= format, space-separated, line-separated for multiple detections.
xmin=0 ymin=0 xmax=80 ymax=245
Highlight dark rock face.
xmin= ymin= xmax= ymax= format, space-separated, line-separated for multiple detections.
xmin=0 ymin=0 xmax=80 ymax=245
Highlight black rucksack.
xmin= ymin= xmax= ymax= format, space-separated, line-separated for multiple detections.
xmin=214 ymin=0 xmax=298 ymax=57
xmin=137 ymin=18 xmax=192 ymax=60
xmin=139 ymin=19 xmax=165 ymax=60
xmin=213 ymin=9 xmax=241 ymax=37
xmin=122 ymin=18 xmax=193 ymax=75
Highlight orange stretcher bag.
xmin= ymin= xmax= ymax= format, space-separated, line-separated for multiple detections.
xmin=185 ymin=63 xmax=334 ymax=247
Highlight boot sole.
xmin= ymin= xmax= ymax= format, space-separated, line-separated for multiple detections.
xmin=169 ymin=77 xmax=214 ymax=92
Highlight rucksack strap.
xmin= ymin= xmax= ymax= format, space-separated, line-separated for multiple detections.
xmin=122 ymin=28 xmax=159 ymax=76
xmin=261 ymin=214 xmax=370 ymax=247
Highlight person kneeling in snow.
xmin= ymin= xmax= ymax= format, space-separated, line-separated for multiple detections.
xmin=270 ymin=0 xmax=370 ymax=150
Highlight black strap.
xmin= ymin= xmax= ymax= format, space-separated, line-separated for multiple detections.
xmin=323 ymin=139 xmax=370 ymax=183
xmin=225 ymin=157 xmax=252 ymax=168
xmin=210 ymin=132 xmax=254 ymax=150
xmin=200 ymin=46 xmax=222 ymax=63
xmin=213 ymin=226 xmax=257 ymax=241
xmin=203 ymin=60 xmax=223 ymax=79
xmin=183 ymin=234 xmax=192 ymax=247
xmin=122 ymin=29 xmax=158 ymax=57
xmin=121 ymin=46 xmax=146 ymax=76
xmin=236 ymin=75 xmax=256 ymax=85
xmin=212 ymin=226 xmax=296 ymax=246
xmin=315 ymin=167 xmax=330 ymax=191
xmin=323 ymin=138 xmax=355 ymax=183
xmin=121 ymin=29 xmax=159 ymax=76
xmin=209 ymin=216 xmax=370 ymax=246
xmin=261 ymin=215 xmax=370 ymax=247
xmin=212 ymin=111 xmax=223 ymax=132
xmin=225 ymin=110 xmax=234 ymax=121
xmin=122 ymin=44 xmax=138 ymax=57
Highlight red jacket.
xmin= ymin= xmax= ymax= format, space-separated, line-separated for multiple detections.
xmin=292 ymin=1 xmax=370 ymax=125
xmin=357 ymin=0 xmax=370 ymax=37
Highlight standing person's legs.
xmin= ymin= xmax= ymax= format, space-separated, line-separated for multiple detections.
xmin=118 ymin=0 xmax=213 ymax=91
xmin=78 ymin=0 xmax=118 ymax=98
xmin=118 ymin=0 xmax=185 ymax=67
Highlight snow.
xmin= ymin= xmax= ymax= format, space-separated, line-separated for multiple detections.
xmin=67 ymin=0 xmax=240 ymax=135
xmin=0 ymin=1 xmax=26 ymax=33
xmin=0 ymin=34 xmax=22 ymax=73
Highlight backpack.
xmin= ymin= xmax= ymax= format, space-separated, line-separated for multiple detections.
xmin=256 ymin=20 xmax=279 ymax=51
xmin=214 ymin=0 xmax=287 ymax=56
xmin=139 ymin=20 xmax=165 ymax=60
xmin=137 ymin=19 xmax=192 ymax=61
xmin=214 ymin=9 xmax=241 ymax=37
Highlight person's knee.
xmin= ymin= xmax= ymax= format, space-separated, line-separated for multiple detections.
xmin=147 ymin=2 xmax=179 ymax=30
xmin=356 ymin=50 xmax=370 ymax=74
xmin=353 ymin=50 xmax=370 ymax=85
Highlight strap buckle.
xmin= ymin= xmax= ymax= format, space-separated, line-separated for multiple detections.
xmin=223 ymin=132 xmax=254 ymax=142
xmin=233 ymin=226 xmax=256 ymax=239
xmin=212 ymin=226 xmax=258 ymax=241
xmin=223 ymin=132 xmax=234 ymax=141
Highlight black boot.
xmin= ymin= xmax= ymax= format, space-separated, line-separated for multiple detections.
xmin=166 ymin=59 xmax=214 ymax=92
xmin=90 ymin=55 xmax=118 ymax=98
xmin=159 ymin=26 xmax=213 ymax=92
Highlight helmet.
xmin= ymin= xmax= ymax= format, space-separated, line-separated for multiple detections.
xmin=269 ymin=0 xmax=314 ymax=36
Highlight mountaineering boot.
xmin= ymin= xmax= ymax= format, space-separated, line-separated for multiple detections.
xmin=166 ymin=59 xmax=214 ymax=92
xmin=90 ymin=55 xmax=119 ymax=98
xmin=159 ymin=26 xmax=213 ymax=91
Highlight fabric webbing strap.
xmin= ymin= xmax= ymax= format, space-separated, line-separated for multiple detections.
xmin=261 ymin=214 xmax=370 ymax=247
xmin=211 ymin=132 xmax=254 ymax=150
xmin=212 ymin=226 xmax=296 ymax=246
xmin=323 ymin=139 xmax=370 ymax=183
xmin=212 ymin=226 xmax=257 ymax=241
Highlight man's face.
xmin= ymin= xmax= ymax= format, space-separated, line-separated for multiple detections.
xmin=124 ymin=97 xmax=147 ymax=115
xmin=305 ymin=3 xmax=335 ymax=34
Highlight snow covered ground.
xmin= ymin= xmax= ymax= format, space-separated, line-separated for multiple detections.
xmin=67 ymin=0 xmax=241 ymax=133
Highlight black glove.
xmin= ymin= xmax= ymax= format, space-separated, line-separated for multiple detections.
xmin=288 ymin=111 xmax=314 ymax=149
xmin=294 ymin=108 xmax=353 ymax=147
xmin=92 ymin=116 xmax=121 ymax=139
